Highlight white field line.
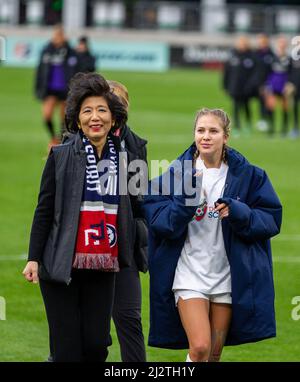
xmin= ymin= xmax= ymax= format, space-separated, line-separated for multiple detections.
xmin=273 ymin=256 xmax=300 ymax=263
xmin=273 ymin=235 xmax=300 ymax=241
xmin=0 ymin=254 xmax=27 ymax=261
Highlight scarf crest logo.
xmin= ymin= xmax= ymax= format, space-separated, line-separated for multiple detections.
xmin=84 ymin=222 xmax=117 ymax=247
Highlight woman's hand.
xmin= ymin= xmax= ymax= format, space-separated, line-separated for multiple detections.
xmin=22 ymin=261 xmax=39 ymax=284
xmin=214 ymin=202 xmax=229 ymax=219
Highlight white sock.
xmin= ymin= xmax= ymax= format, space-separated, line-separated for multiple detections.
xmin=186 ymin=353 xmax=193 ymax=362
xmin=186 ymin=353 xmax=209 ymax=362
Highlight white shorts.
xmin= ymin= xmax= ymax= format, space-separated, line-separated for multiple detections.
xmin=174 ymin=290 xmax=232 ymax=306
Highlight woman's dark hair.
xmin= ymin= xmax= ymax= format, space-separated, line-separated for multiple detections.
xmin=65 ymin=72 xmax=128 ymax=134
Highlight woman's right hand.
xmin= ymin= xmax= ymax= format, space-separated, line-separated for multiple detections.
xmin=22 ymin=261 xmax=39 ymax=284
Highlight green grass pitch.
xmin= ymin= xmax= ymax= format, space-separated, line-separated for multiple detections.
xmin=0 ymin=67 xmax=299 ymax=361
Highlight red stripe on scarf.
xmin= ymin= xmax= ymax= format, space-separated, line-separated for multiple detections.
xmin=73 ymin=133 xmax=120 ymax=272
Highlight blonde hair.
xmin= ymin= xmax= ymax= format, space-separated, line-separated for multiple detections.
xmin=194 ymin=108 xmax=231 ymax=136
xmin=193 ymin=108 xmax=231 ymax=164
xmin=107 ymin=80 xmax=129 ymax=111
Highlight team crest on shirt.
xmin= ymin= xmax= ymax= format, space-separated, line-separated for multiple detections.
xmin=193 ymin=199 xmax=208 ymax=221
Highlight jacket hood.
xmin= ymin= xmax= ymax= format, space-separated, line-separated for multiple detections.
xmin=226 ymin=146 xmax=250 ymax=171
xmin=177 ymin=143 xmax=250 ymax=173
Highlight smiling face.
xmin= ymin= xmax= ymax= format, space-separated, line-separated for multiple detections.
xmin=194 ymin=114 xmax=228 ymax=165
xmin=78 ymin=96 xmax=114 ymax=145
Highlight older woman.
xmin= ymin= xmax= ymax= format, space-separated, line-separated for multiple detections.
xmin=23 ymin=72 xmax=133 ymax=362
xmin=143 ymin=108 xmax=282 ymax=362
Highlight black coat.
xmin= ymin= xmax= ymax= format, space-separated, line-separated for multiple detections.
xmin=223 ymin=48 xmax=257 ymax=99
xmin=76 ymin=51 xmax=96 ymax=73
xmin=28 ymin=132 xmax=145 ymax=284
xmin=35 ymin=41 xmax=79 ymax=100
xmin=288 ymin=56 xmax=300 ymax=93
xmin=251 ymin=48 xmax=275 ymax=94
xmin=120 ymin=125 xmax=148 ymax=272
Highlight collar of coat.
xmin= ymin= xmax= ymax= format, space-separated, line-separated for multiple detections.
xmin=62 ymin=127 xmax=147 ymax=154
xmin=62 ymin=131 xmax=122 ymax=155
xmin=180 ymin=143 xmax=251 ymax=175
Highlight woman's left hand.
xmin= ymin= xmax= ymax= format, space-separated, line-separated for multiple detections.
xmin=214 ymin=202 xmax=229 ymax=219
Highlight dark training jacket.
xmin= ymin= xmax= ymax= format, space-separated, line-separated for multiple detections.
xmin=76 ymin=51 xmax=96 ymax=73
xmin=35 ymin=41 xmax=79 ymax=100
xmin=251 ymin=47 xmax=275 ymax=95
xmin=223 ymin=48 xmax=257 ymax=99
xmin=119 ymin=125 xmax=148 ymax=272
xmin=288 ymin=56 xmax=300 ymax=96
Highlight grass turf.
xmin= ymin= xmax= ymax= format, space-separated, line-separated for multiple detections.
xmin=0 ymin=67 xmax=299 ymax=361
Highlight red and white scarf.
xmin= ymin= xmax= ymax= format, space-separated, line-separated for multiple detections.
xmin=73 ymin=132 xmax=120 ymax=271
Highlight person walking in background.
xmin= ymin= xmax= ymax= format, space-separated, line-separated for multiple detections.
xmin=108 ymin=80 xmax=148 ymax=362
xmin=23 ymin=72 xmax=134 ymax=362
xmin=223 ymin=36 xmax=256 ymax=137
xmin=252 ymin=34 xmax=275 ymax=132
xmin=35 ymin=24 xmax=79 ymax=150
xmin=143 ymin=108 xmax=282 ymax=362
xmin=75 ymin=36 xmax=96 ymax=73
xmin=263 ymin=36 xmax=291 ymax=136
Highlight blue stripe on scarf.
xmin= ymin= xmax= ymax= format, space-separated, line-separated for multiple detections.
xmin=73 ymin=132 xmax=120 ymax=271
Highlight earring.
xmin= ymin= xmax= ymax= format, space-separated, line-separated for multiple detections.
xmin=77 ymin=122 xmax=81 ymax=129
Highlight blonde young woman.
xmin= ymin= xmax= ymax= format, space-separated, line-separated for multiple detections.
xmin=143 ymin=108 xmax=282 ymax=362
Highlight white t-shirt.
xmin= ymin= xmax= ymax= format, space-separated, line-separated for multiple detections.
xmin=172 ymin=158 xmax=231 ymax=295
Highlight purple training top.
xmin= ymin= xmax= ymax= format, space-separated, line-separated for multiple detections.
xmin=48 ymin=64 xmax=67 ymax=92
xmin=265 ymin=72 xmax=288 ymax=95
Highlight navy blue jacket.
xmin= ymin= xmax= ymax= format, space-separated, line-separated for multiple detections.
xmin=142 ymin=144 xmax=282 ymax=348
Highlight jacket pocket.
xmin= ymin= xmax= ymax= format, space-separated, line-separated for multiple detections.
xmin=230 ymin=244 xmax=255 ymax=326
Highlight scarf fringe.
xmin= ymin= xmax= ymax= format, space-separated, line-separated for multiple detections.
xmin=73 ymin=253 xmax=119 ymax=272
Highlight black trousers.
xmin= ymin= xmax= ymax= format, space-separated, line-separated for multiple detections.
xmin=40 ymin=269 xmax=115 ymax=362
xmin=293 ymin=95 xmax=300 ymax=131
xmin=232 ymin=97 xmax=251 ymax=130
xmin=258 ymin=93 xmax=268 ymax=120
xmin=112 ymin=265 xmax=146 ymax=362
